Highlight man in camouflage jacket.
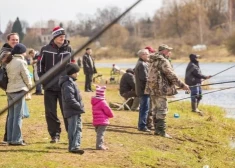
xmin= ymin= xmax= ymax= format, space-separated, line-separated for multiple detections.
xmin=145 ymin=44 xmax=189 ymax=138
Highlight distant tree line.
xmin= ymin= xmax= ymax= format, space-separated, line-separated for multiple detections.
xmin=2 ymin=0 xmax=235 ymax=56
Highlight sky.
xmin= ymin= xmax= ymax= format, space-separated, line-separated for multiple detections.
xmin=0 ymin=0 xmax=163 ymax=32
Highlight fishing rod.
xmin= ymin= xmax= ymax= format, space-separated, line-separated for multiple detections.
xmin=169 ymin=86 xmax=235 ymax=103
xmin=176 ymin=80 xmax=235 ymax=90
xmin=209 ymin=64 xmax=235 ymax=78
xmin=0 ymin=0 xmax=143 ymax=115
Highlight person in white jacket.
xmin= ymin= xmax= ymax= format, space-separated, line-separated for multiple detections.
xmin=6 ymin=43 xmax=32 ymax=146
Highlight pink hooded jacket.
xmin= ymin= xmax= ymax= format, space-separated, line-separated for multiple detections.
xmin=91 ymin=97 xmax=114 ymax=126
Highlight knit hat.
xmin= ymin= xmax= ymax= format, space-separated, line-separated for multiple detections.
xmin=95 ymin=85 xmax=106 ymax=99
xmin=66 ymin=63 xmax=80 ymax=75
xmin=145 ymin=46 xmax=156 ymax=53
xmin=52 ymin=26 xmax=65 ymax=39
xmin=11 ymin=43 xmax=27 ymax=55
xmin=126 ymin=68 xmax=134 ymax=74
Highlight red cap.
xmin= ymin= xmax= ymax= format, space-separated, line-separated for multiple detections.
xmin=145 ymin=46 xmax=156 ymax=53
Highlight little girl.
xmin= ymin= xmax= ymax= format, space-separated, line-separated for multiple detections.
xmin=91 ymin=85 xmax=114 ymax=150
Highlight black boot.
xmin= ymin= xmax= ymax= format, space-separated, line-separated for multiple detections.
xmin=154 ymin=119 xmax=172 ymax=139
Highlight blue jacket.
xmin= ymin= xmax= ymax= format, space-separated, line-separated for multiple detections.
xmin=59 ymin=75 xmax=85 ymax=118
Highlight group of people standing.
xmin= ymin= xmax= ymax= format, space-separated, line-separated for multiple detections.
xmin=0 ymin=25 xmax=210 ymax=154
xmin=120 ymin=44 xmax=210 ymax=139
xmin=0 ymin=26 xmax=112 ymax=154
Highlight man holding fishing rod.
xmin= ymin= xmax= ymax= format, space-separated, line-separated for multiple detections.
xmin=145 ymin=44 xmax=190 ymax=138
xmin=185 ymin=54 xmax=211 ymax=115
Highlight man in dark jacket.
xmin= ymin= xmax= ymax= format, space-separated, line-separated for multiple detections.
xmin=59 ymin=63 xmax=85 ymax=154
xmin=38 ymin=26 xmax=75 ymax=143
xmin=185 ymin=54 xmax=211 ymax=114
xmin=119 ymin=68 xmax=139 ymax=111
xmin=82 ymin=48 xmax=97 ymax=92
xmin=134 ymin=49 xmax=150 ymax=132
xmin=0 ymin=33 xmax=19 ymax=66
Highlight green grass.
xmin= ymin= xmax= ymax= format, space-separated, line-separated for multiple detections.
xmin=0 ymin=67 xmax=235 ymax=168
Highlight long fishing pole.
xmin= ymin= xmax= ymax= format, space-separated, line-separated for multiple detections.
xmin=210 ymin=64 xmax=235 ymax=78
xmin=0 ymin=0 xmax=143 ymax=115
xmin=177 ymin=80 xmax=235 ymax=89
xmin=169 ymin=86 xmax=235 ymax=103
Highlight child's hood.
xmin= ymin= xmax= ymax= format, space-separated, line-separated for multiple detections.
xmin=59 ymin=75 xmax=70 ymax=87
xmin=91 ymin=97 xmax=105 ymax=106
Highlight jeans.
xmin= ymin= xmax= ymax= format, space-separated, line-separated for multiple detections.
xmin=190 ymin=85 xmax=202 ymax=103
xmin=138 ymin=94 xmax=150 ymax=130
xmin=7 ymin=91 xmax=25 ymax=144
xmin=95 ymin=125 xmax=107 ymax=149
xmin=67 ymin=115 xmax=82 ymax=151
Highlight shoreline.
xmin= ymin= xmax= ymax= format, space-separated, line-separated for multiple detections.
xmin=96 ymin=57 xmax=235 ymax=63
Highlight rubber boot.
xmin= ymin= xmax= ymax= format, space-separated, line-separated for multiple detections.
xmin=131 ymin=97 xmax=139 ymax=111
xmin=197 ymin=100 xmax=203 ymax=113
xmin=191 ymin=101 xmax=203 ymax=116
xmin=154 ymin=119 xmax=172 ymax=139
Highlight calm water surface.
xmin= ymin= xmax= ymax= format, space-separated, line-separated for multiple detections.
xmin=97 ymin=62 xmax=235 ymax=118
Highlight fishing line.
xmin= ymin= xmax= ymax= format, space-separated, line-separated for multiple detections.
xmin=169 ymin=86 xmax=235 ymax=103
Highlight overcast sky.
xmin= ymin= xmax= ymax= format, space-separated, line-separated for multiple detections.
xmin=0 ymin=0 xmax=162 ymax=32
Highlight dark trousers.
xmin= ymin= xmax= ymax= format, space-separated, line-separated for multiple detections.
xmin=44 ymin=90 xmax=68 ymax=138
xmin=35 ymin=82 xmax=42 ymax=94
xmin=85 ymin=73 xmax=93 ymax=91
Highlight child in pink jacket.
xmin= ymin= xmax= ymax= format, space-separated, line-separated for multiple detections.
xmin=91 ymin=85 xmax=114 ymax=150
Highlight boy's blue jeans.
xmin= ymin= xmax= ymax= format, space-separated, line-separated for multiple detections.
xmin=67 ymin=115 xmax=82 ymax=151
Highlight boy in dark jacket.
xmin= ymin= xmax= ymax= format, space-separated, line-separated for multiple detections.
xmin=59 ymin=63 xmax=85 ymax=154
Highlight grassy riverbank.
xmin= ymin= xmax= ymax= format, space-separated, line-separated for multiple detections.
xmin=0 ymin=68 xmax=235 ymax=168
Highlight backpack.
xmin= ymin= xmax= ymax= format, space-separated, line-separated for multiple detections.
xmin=0 ymin=66 xmax=8 ymax=90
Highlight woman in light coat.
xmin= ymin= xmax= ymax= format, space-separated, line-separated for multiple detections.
xmin=6 ymin=43 xmax=32 ymax=145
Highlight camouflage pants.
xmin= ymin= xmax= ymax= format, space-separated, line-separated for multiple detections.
xmin=150 ymin=95 xmax=168 ymax=120
xmin=147 ymin=99 xmax=154 ymax=128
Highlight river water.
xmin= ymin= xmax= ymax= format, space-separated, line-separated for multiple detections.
xmin=96 ymin=62 xmax=235 ymax=119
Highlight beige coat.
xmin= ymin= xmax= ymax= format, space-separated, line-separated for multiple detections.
xmin=6 ymin=54 xmax=32 ymax=93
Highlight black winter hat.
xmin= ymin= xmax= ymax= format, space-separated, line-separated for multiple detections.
xmin=66 ymin=63 xmax=80 ymax=75
xmin=126 ymin=68 xmax=134 ymax=74
xmin=11 ymin=43 xmax=27 ymax=55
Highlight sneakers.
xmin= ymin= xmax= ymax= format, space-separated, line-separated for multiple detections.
xmin=138 ymin=127 xmax=151 ymax=132
xmin=9 ymin=142 xmax=27 ymax=146
xmin=70 ymin=149 xmax=84 ymax=155
xmin=50 ymin=137 xmax=59 ymax=143
xmin=97 ymin=145 xmax=109 ymax=150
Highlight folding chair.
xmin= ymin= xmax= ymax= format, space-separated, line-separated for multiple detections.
xmin=117 ymin=93 xmax=134 ymax=111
